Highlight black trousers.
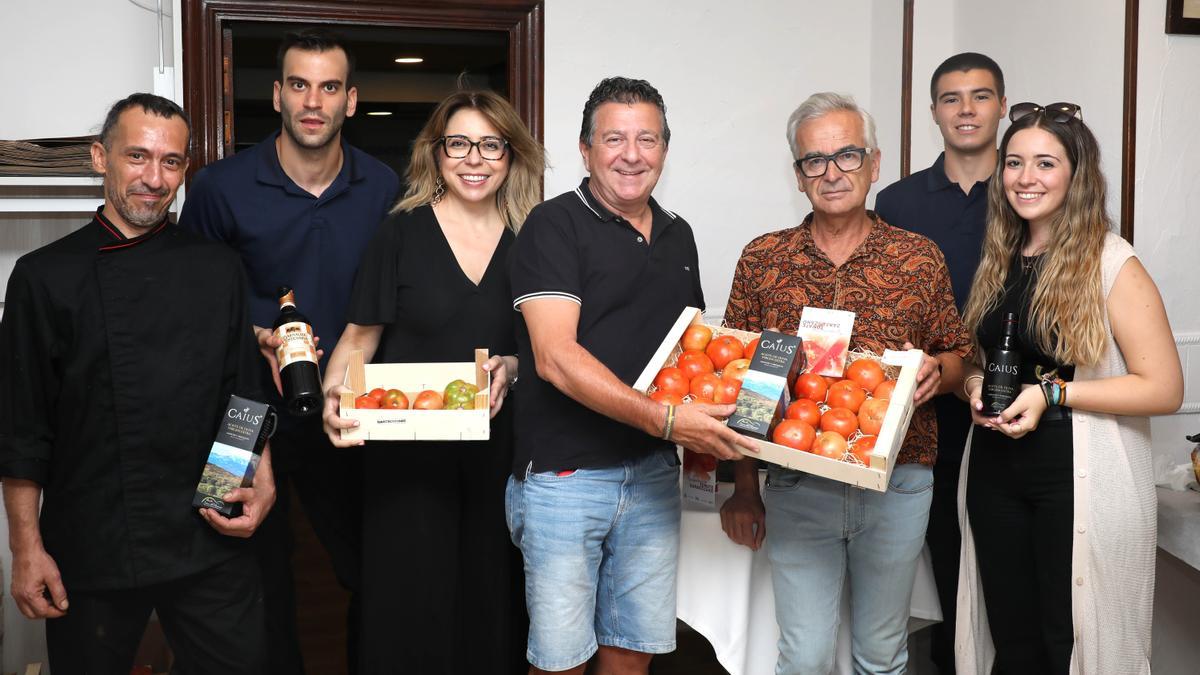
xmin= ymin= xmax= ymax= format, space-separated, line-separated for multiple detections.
xmin=257 ymin=416 xmax=363 ymax=674
xmin=358 ymin=407 xmax=526 ymax=675
xmin=966 ymin=419 xmax=1074 ymax=675
xmin=46 ymin=553 xmax=264 ymax=675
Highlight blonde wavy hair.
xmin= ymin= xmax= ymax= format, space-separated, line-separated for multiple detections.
xmin=393 ymin=90 xmax=546 ymax=230
xmin=961 ymin=113 xmax=1110 ymax=367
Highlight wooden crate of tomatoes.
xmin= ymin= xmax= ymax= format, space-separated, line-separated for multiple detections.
xmin=338 ymin=349 xmax=491 ymax=441
xmin=635 ymin=307 xmax=921 ymax=491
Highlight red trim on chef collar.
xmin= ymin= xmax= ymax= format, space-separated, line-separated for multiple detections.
xmin=96 ymin=206 xmax=169 ymax=252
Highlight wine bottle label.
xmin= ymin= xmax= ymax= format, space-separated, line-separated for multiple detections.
xmin=274 ymin=321 xmax=318 ymax=368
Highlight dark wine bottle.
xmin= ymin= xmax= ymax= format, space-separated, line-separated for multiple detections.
xmin=273 ymin=286 xmax=321 ymax=416
xmin=982 ymin=312 xmax=1022 ymax=415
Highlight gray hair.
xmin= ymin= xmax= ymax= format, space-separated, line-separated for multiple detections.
xmin=786 ymin=92 xmax=877 ymax=160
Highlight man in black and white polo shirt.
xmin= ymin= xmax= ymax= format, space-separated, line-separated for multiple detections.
xmin=507 ymin=77 xmax=756 ymax=675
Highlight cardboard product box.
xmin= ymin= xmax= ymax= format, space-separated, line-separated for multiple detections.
xmin=338 ymin=349 xmax=491 ymax=442
xmin=726 ymin=330 xmax=805 ymax=440
xmin=193 ymin=395 xmax=276 ymax=517
xmin=637 ymin=307 xmax=922 ymax=492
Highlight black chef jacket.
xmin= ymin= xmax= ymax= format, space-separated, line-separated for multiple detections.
xmin=0 ymin=208 xmax=263 ymax=591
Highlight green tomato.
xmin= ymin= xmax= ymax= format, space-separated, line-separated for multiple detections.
xmin=443 ymin=379 xmax=480 ymax=410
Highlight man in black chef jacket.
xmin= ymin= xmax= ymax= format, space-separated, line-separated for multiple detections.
xmin=0 ymin=93 xmax=274 ymax=673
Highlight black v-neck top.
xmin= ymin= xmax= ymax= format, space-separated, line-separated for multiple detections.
xmin=975 ymin=254 xmax=1074 ymax=384
xmin=346 ymin=204 xmax=517 ymax=364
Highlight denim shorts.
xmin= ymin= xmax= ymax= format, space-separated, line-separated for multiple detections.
xmin=505 ymin=448 xmax=681 ymax=671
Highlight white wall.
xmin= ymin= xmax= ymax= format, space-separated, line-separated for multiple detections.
xmin=0 ymin=0 xmax=174 ymax=139
xmin=1136 ymin=0 xmax=1200 ymax=477
xmin=543 ymin=0 xmax=903 ymax=315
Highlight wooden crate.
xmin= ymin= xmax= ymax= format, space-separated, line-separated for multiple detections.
xmin=634 ymin=307 xmax=921 ymax=491
xmin=338 ymin=349 xmax=491 ymax=441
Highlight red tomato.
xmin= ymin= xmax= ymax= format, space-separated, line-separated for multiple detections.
xmin=846 ymin=359 xmax=887 ymax=394
xmin=412 ymin=390 xmax=443 ymax=410
xmin=650 ymin=390 xmax=684 ymax=406
xmin=689 ymin=396 xmax=715 ymax=405
xmin=873 ymin=379 xmax=897 ymax=401
xmin=653 ymin=367 xmax=690 ymax=397
xmin=785 ymin=398 xmax=822 ymax=427
xmin=820 ymin=407 xmax=859 ymax=437
xmin=794 ymin=373 xmax=829 ymax=403
xmin=827 ymin=380 xmax=867 ymax=413
xmin=355 ymin=395 xmax=380 ymax=409
xmin=682 ymin=325 xmax=714 ymax=352
xmin=823 ymin=375 xmax=841 ymax=388
xmin=743 ymin=338 xmax=758 ymax=361
xmin=690 ymin=373 xmax=722 ymax=400
xmin=772 ymin=419 xmax=815 ymax=452
xmin=382 ymin=388 xmax=410 ymax=410
xmin=367 ymin=387 xmax=387 ymax=403
xmin=677 ymin=350 xmax=715 ymax=380
xmin=813 ymin=431 xmax=848 ymax=459
xmin=858 ymin=397 xmax=889 ymax=436
xmin=705 ymin=335 xmax=745 ymax=370
xmin=850 ymin=435 xmax=877 ymax=464
xmin=721 ymin=358 xmax=751 ymax=381
xmin=713 ymin=378 xmax=742 ymax=404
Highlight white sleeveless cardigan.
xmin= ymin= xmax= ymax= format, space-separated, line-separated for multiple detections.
xmin=955 ymin=233 xmax=1155 ymax=674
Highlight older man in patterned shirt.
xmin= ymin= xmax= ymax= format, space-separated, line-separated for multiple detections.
xmin=719 ymin=92 xmax=973 ymax=674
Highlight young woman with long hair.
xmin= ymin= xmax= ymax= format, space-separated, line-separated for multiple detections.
xmin=321 ymin=90 xmax=546 ymax=673
xmin=956 ymin=103 xmax=1182 ymax=674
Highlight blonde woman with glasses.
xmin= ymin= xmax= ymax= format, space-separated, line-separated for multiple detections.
xmin=321 ymin=90 xmax=545 ymax=673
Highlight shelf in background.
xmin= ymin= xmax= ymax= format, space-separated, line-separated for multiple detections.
xmin=0 ymin=198 xmax=104 ymax=213
xmin=0 ymin=176 xmax=102 ymax=186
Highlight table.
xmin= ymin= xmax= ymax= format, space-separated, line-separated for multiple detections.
xmin=676 ymin=477 xmax=942 ymax=675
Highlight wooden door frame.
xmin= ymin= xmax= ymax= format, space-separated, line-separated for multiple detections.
xmin=182 ymin=0 xmax=543 ymax=175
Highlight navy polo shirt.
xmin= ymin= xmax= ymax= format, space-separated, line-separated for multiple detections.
xmin=178 ymin=130 xmax=399 ymax=365
xmin=510 ymin=178 xmax=705 ymax=475
xmin=875 ymin=152 xmax=986 ymax=464
xmin=874 ymin=152 xmax=987 ymax=312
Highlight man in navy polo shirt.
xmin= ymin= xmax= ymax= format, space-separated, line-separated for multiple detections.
xmin=178 ymin=28 xmax=398 ymax=673
xmin=508 ymin=77 xmax=755 ymax=675
xmin=874 ymin=52 xmax=1006 ymax=675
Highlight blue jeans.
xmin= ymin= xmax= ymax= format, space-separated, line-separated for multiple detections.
xmin=763 ymin=463 xmax=934 ymax=675
xmin=506 ymin=449 xmax=681 ymax=671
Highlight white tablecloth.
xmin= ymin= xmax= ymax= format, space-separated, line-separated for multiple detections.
xmin=676 ymin=477 xmax=942 ymax=675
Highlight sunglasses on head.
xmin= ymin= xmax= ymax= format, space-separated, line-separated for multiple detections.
xmin=1009 ymin=102 xmax=1083 ymax=124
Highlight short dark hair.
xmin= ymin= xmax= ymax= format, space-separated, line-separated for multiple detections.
xmin=930 ymin=52 xmax=1005 ymax=103
xmin=99 ymin=93 xmax=191 ymax=150
xmin=276 ymin=28 xmax=356 ymax=85
xmin=579 ymin=76 xmax=671 ymax=147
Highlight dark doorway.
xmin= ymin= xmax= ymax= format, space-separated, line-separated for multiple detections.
xmin=183 ymin=0 xmax=544 ymax=179
xmin=228 ymin=23 xmax=509 ymax=180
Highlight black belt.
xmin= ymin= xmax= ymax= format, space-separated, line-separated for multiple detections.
xmin=1042 ymin=406 xmax=1072 ymax=422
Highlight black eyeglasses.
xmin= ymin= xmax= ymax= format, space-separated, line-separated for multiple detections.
xmin=1009 ymin=102 xmax=1082 ymax=124
xmin=438 ymin=135 xmax=509 ymax=161
xmin=794 ymin=147 xmax=874 ymax=178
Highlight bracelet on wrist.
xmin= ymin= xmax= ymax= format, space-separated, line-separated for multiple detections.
xmin=662 ymin=404 xmax=677 ymax=441
xmin=963 ymin=374 xmax=984 ymax=399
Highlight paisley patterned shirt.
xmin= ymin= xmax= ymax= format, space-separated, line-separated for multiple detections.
xmin=723 ymin=211 xmax=973 ymax=466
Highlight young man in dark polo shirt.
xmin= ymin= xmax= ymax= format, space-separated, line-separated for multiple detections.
xmin=874 ymin=52 xmax=1006 ymax=675
xmin=508 ymin=77 xmax=755 ymax=675
xmin=178 ymin=29 xmax=398 ymax=673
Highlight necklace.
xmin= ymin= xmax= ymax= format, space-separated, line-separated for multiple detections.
xmin=1021 ymin=254 xmax=1039 ymax=272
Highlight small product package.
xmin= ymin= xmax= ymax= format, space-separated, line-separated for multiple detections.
xmin=727 ymin=330 xmax=805 ymax=440
xmin=798 ymin=307 xmax=856 ymax=377
xmin=193 ymin=395 xmax=277 ymax=517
